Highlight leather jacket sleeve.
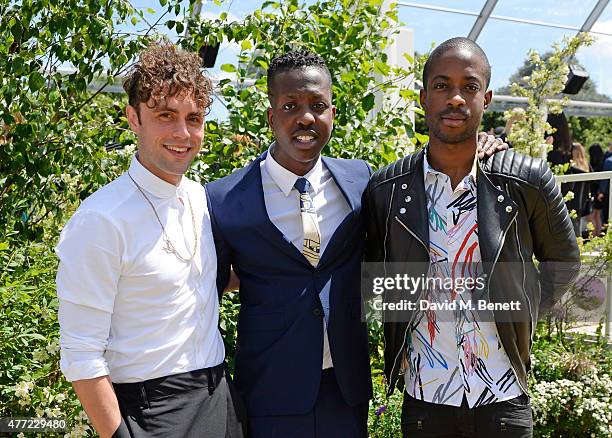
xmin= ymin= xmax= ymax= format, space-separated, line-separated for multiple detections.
xmin=530 ymin=161 xmax=581 ymax=315
xmin=363 ymin=178 xmax=385 ymax=264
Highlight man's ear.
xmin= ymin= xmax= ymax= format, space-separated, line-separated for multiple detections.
xmin=267 ymin=107 xmax=274 ymax=130
xmin=419 ymin=89 xmax=426 ymax=109
xmin=126 ymin=105 xmax=141 ymax=133
xmin=484 ymin=90 xmax=493 ymax=108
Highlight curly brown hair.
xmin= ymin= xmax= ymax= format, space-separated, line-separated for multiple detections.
xmin=123 ymin=42 xmax=213 ymax=117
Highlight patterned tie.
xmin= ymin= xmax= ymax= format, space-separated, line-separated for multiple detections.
xmin=294 ymin=177 xmax=321 ymax=267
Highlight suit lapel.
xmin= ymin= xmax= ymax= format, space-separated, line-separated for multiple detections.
xmin=237 ymin=151 xmax=308 ymax=266
xmin=318 ymin=157 xmax=360 ymax=266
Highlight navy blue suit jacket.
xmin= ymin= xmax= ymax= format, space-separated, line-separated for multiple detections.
xmin=206 ymin=151 xmax=373 ymax=417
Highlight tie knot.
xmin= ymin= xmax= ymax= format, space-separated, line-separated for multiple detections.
xmin=294 ymin=177 xmax=311 ymax=194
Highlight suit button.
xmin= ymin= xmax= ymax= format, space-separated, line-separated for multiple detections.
xmin=313 ymin=308 xmax=322 ymax=317
xmin=506 ymin=205 xmax=513 ymax=213
xmin=497 ymin=195 xmax=504 ymax=202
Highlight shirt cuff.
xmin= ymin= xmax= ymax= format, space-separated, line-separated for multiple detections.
xmin=60 ymin=355 xmax=110 ymax=382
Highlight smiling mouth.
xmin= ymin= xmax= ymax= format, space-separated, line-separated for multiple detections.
xmin=295 ymin=135 xmax=316 ymax=143
xmin=163 ymin=144 xmax=190 ymax=155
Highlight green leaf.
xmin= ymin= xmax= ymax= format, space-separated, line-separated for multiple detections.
xmin=241 ymin=40 xmax=252 ymax=51
xmin=374 ymin=60 xmax=391 ymax=76
xmin=361 ymin=93 xmax=375 ymax=112
xmin=220 ymin=63 xmax=236 ymax=73
xmin=28 ymin=71 xmax=45 ymax=92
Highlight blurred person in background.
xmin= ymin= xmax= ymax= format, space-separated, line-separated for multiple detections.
xmin=546 ymin=112 xmax=572 ymax=166
xmin=598 ymin=145 xmax=612 ymax=228
xmin=566 ymin=142 xmax=592 ymax=236
xmin=587 ymin=143 xmax=604 ymax=235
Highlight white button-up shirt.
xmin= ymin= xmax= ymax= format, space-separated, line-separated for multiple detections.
xmin=261 ymin=150 xmax=351 ymax=369
xmin=56 ymin=155 xmax=225 ymax=383
xmin=404 ymin=151 xmax=523 ymax=407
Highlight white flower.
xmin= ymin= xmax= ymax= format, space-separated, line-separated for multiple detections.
xmin=14 ymin=381 xmax=34 ymax=398
xmin=46 ymin=340 xmax=59 ymax=354
xmin=32 ymin=349 xmax=49 ymax=362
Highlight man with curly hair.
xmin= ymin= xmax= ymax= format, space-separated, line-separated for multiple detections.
xmin=56 ymin=42 xmax=245 ymax=438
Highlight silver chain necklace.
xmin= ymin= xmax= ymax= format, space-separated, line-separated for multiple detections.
xmin=128 ymin=172 xmax=198 ymax=262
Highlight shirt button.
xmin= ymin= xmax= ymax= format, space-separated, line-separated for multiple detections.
xmin=399 ymin=208 xmax=406 ymax=214
xmin=313 ymin=308 xmax=322 ymax=317
xmin=506 ymin=205 xmax=513 ymax=213
xmin=497 ymin=195 xmax=504 ymax=202
xmin=405 ymin=196 xmax=412 ymax=203
xmin=401 ymin=184 xmax=407 ymax=189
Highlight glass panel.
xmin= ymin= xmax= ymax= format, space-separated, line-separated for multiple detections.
xmin=398 ymin=6 xmax=477 ymax=55
xmin=492 ymin=0 xmax=600 ymax=27
xmin=476 ymin=20 xmax=570 ymax=93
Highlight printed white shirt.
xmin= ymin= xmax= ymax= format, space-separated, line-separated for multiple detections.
xmin=404 ymin=151 xmax=523 ymax=407
xmin=56 ymin=155 xmax=225 ymax=383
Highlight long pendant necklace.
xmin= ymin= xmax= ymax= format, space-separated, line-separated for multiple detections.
xmin=128 ymin=172 xmax=198 ymax=262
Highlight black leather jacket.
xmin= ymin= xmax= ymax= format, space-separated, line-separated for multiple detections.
xmin=364 ymin=148 xmax=580 ymax=395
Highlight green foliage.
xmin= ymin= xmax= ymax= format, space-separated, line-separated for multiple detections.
xmin=504 ymin=33 xmax=593 ymax=159
xmin=185 ymin=0 xmax=422 ymax=183
xmin=497 ymin=54 xmax=611 ymax=103
xmin=0 ymin=240 xmax=92 ymax=436
xmin=530 ymin=323 xmax=612 ymax=437
xmin=368 ymin=375 xmax=402 ymax=437
xmin=0 ymin=0 xmax=181 ymax=243
xmin=569 ymin=115 xmax=612 ymax=148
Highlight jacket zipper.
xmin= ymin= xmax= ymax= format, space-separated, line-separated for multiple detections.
xmin=512 ymin=204 xmax=534 ymax=341
xmin=388 ymin=215 xmax=431 ymax=393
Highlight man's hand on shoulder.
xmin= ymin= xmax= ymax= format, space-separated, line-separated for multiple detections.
xmin=477 ymin=132 xmax=508 ymax=159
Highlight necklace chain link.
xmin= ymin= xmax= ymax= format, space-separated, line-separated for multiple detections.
xmin=128 ymin=172 xmax=198 ymax=263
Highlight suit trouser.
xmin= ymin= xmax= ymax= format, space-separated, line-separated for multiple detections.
xmin=401 ymin=392 xmax=533 ymax=438
xmin=112 ymin=363 xmax=246 ymax=438
xmin=248 ymin=368 xmax=368 ymax=438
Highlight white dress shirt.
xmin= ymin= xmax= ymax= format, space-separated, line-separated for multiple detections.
xmin=260 ymin=150 xmax=351 ymax=369
xmin=56 ymin=155 xmax=225 ymax=383
xmin=404 ymin=152 xmax=523 ymax=407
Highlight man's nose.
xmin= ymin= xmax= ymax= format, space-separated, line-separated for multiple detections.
xmin=173 ymin=119 xmax=190 ymax=138
xmin=447 ymin=88 xmax=466 ymax=107
xmin=297 ymin=110 xmax=315 ymax=126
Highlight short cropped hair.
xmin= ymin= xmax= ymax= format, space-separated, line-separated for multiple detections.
xmin=422 ymin=37 xmax=491 ymax=90
xmin=267 ymin=50 xmax=332 ymax=95
xmin=123 ymin=42 xmax=213 ymax=114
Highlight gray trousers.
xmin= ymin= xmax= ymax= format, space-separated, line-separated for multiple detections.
xmin=112 ymin=364 xmax=246 ymax=438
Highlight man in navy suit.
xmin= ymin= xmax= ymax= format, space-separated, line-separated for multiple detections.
xmin=207 ymin=51 xmax=372 ymax=437
xmin=206 ymin=50 xmax=506 ymax=437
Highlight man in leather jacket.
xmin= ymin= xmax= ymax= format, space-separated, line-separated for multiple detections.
xmin=364 ymin=37 xmax=580 ymax=437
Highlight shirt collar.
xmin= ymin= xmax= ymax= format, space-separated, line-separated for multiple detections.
xmin=423 ymin=147 xmax=478 ymax=185
xmin=128 ymin=154 xmax=185 ymax=199
xmin=264 ymin=144 xmax=324 ymax=197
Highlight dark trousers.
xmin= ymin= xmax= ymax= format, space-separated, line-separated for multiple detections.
xmin=402 ymin=393 xmax=533 ymax=438
xmin=112 ymin=364 xmax=246 ymax=438
xmin=248 ymin=368 xmax=368 ymax=438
